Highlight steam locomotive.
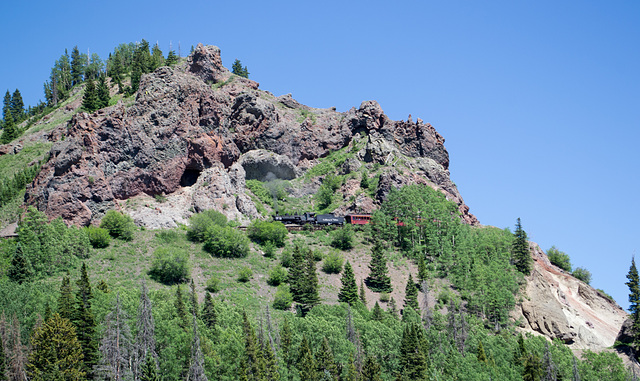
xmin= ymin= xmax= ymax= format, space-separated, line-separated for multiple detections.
xmin=273 ymin=213 xmax=372 ymax=226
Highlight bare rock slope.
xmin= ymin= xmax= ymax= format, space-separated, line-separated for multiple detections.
xmin=513 ymin=242 xmax=627 ymax=350
xmin=26 ymin=44 xmax=477 ymax=227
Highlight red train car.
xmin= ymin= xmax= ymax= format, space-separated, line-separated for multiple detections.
xmin=345 ymin=214 xmax=372 ymax=225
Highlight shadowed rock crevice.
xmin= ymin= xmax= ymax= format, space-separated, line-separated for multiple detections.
xmin=180 ymin=168 xmax=202 ymax=187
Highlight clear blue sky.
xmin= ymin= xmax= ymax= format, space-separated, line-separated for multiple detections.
xmin=1 ymin=1 xmax=638 ymax=309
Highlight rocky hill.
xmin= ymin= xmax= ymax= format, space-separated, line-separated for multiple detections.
xmin=24 ymin=43 xmax=476 ymax=228
xmin=6 ymin=44 xmax=629 ymax=356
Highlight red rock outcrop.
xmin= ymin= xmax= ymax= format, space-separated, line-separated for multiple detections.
xmin=26 ymin=43 xmax=477 ymax=227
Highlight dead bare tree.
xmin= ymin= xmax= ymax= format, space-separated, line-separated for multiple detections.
xmin=134 ymin=281 xmax=157 ymax=380
xmin=186 ymin=314 xmax=207 ymax=381
xmin=95 ymin=293 xmax=133 ymax=381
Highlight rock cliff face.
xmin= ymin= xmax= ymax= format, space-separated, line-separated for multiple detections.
xmin=513 ymin=242 xmax=627 ymax=350
xmin=26 ymin=44 xmax=477 ymax=227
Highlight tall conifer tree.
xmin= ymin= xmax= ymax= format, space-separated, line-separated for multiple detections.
xmin=296 ymin=335 xmax=317 ymax=381
xmin=74 ymin=263 xmax=98 ymax=377
xmin=403 ymin=274 xmax=419 ymax=312
xmin=57 ymin=273 xmax=74 ymax=321
xmin=338 ymin=261 xmax=358 ymax=305
xmin=512 ymin=218 xmax=532 ymax=275
xmin=187 ymin=315 xmax=208 ymax=381
xmin=27 ymin=313 xmax=85 ymax=381
xmin=71 ymin=46 xmax=85 ymax=86
xmin=201 ymin=292 xmax=217 ymax=329
xmin=365 ymin=240 xmax=392 ymax=293
xmin=10 ymin=90 xmax=23 ymax=122
xmin=627 ymin=257 xmax=640 ymax=350
xmin=82 ymin=77 xmax=97 ymax=112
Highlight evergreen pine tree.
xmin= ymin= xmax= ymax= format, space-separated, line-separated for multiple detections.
xmin=139 ymin=352 xmax=159 ymax=381
xmin=338 ymin=261 xmax=358 ymax=305
xmin=296 ymin=335 xmax=317 ymax=381
xmin=361 ymin=355 xmax=382 ymax=381
xmin=232 ymin=59 xmax=249 ymax=78
xmin=166 ymin=50 xmax=179 ymax=66
xmin=365 ymin=240 xmax=393 ymax=293
xmin=523 ymin=353 xmax=543 ymax=381
xmin=477 ymin=340 xmax=487 ymax=363
xmin=627 ymin=257 xmax=640 ymax=350
xmin=280 ymin=318 xmax=292 ymax=368
xmin=7 ymin=244 xmax=33 ymax=284
xmin=82 ymin=77 xmax=97 ymax=112
xmin=27 ymin=313 xmax=85 ymax=381
xmin=189 ymin=279 xmax=199 ymax=318
xmin=512 ymin=218 xmax=532 ymax=275
xmin=57 ymin=273 xmax=74 ymax=321
xmin=175 ymin=285 xmax=188 ymax=329
xmin=359 ymin=280 xmax=367 ymax=306
xmin=2 ymin=91 xmax=10 ymax=121
xmin=403 ymin=274 xmax=419 ymax=312
xmin=398 ymin=323 xmax=428 ymax=380
xmin=344 ymin=353 xmax=357 ymax=381
xmin=71 ymin=46 xmax=85 ymax=86
xmin=388 ymin=297 xmax=399 ymax=319
xmin=315 ymin=337 xmax=337 ymax=380
xmin=151 ymin=44 xmax=165 ymax=71
xmin=0 ymin=113 xmax=17 ymax=144
xmin=201 ymin=292 xmax=217 ymax=329
xmin=417 ymin=256 xmax=428 ymax=283
xmin=74 ymin=262 xmax=98 ymax=378
xmin=241 ymin=311 xmax=263 ymax=380
xmin=288 ymin=244 xmax=306 ymax=304
xmin=96 ymin=75 xmax=110 ymax=109
xmin=298 ymin=248 xmax=320 ymax=316
xmin=261 ymin=337 xmax=279 ymax=381
xmin=371 ymin=302 xmax=384 ymax=321
xmin=10 ymin=89 xmax=24 ymax=122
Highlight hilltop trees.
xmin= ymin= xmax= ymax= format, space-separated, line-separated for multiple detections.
xmin=512 ymin=218 xmax=532 ymax=275
xmin=627 ymin=257 xmax=640 ymax=352
xmin=232 ymin=59 xmax=249 ymax=78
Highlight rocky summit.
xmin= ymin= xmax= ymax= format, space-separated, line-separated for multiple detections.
xmin=25 ymin=44 xmax=477 ymax=228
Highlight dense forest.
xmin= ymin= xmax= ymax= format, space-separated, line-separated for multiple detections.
xmin=0 ymin=41 xmax=635 ymax=380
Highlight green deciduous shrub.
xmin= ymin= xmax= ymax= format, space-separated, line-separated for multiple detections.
xmin=205 ymin=276 xmax=222 ymax=293
xmin=331 ymin=226 xmax=354 ymax=250
xmin=85 ymin=226 xmax=111 ymax=248
xmin=572 ymin=267 xmax=592 ymax=284
xmin=186 ymin=209 xmax=227 ymax=242
xmin=247 ymin=220 xmax=288 ymax=247
xmin=203 ymin=225 xmax=250 ymax=258
xmin=267 ymin=266 xmax=288 ymax=286
xmin=546 ymin=246 xmax=572 ymax=272
xmin=273 ymin=285 xmax=293 ymax=310
xmin=322 ymin=251 xmax=343 ymax=274
xmin=99 ymin=210 xmax=135 ymax=241
xmin=237 ymin=266 xmax=253 ymax=282
xmin=148 ymin=247 xmax=190 ymax=285
xmin=280 ymin=248 xmax=293 ymax=268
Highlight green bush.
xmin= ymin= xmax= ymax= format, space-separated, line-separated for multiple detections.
xmin=99 ymin=210 xmax=135 ymax=241
xmin=547 ymin=246 xmax=571 ymax=272
xmin=187 ymin=210 xmax=227 ymax=242
xmin=262 ymin=241 xmax=276 ymax=258
xmin=203 ymin=225 xmax=250 ymax=258
xmin=572 ymin=267 xmax=592 ymax=284
xmin=247 ymin=220 xmax=288 ymax=247
xmin=237 ymin=266 xmax=253 ymax=282
xmin=331 ymin=226 xmax=354 ymax=250
xmin=267 ymin=266 xmax=288 ymax=286
xmin=85 ymin=226 xmax=111 ymax=248
xmin=379 ymin=292 xmax=390 ymax=303
xmin=148 ymin=247 xmax=190 ymax=285
xmin=280 ymin=248 xmax=293 ymax=268
xmin=322 ymin=251 xmax=343 ymax=274
xmin=272 ymin=285 xmax=293 ymax=310
xmin=205 ymin=277 xmax=222 ymax=293
xmin=155 ymin=229 xmax=182 ymax=244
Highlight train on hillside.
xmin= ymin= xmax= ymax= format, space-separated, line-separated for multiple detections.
xmin=273 ymin=212 xmax=372 ymax=226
